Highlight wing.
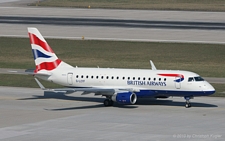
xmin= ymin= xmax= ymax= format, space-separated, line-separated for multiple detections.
xmin=34 ymin=78 xmax=139 ymax=96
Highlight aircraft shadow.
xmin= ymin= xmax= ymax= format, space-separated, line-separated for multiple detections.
xmin=18 ymin=91 xmax=138 ymax=110
xmin=45 ymin=104 xmax=104 ymax=111
xmin=18 ymin=91 xmax=104 ymax=103
xmin=136 ymin=98 xmax=218 ymax=108
xmin=18 ymin=91 xmax=217 ymax=109
xmin=45 ymin=103 xmax=137 ymax=111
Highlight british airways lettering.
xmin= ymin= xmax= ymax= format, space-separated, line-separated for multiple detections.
xmin=127 ymin=80 xmax=166 ymax=86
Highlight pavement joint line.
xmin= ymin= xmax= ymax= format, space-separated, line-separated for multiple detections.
xmin=1 ymin=35 xmax=225 ymax=44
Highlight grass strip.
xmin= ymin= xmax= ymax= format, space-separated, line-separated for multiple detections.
xmin=31 ymin=0 xmax=225 ymax=12
xmin=0 ymin=37 xmax=225 ymax=97
xmin=1 ymin=37 xmax=225 ymax=76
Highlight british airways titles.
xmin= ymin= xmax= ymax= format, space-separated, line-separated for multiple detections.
xmin=127 ymin=80 xmax=166 ymax=86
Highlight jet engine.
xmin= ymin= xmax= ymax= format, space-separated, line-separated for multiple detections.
xmin=112 ymin=92 xmax=137 ymax=104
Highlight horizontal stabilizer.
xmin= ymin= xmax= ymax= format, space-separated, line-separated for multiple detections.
xmin=34 ymin=78 xmax=46 ymax=90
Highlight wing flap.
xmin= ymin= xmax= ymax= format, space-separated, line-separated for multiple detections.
xmin=53 ymin=87 xmax=116 ymax=95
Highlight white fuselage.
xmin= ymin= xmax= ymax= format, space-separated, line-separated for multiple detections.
xmin=38 ymin=64 xmax=215 ymax=98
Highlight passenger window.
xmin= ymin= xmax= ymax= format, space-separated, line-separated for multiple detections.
xmin=86 ymin=75 xmax=88 ymax=79
xmin=117 ymin=76 xmax=119 ymax=79
xmin=111 ymin=76 xmax=114 ymax=79
xmin=96 ymin=76 xmax=98 ymax=79
xmin=106 ymin=76 xmax=109 ymax=79
xmin=101 ymin=76 xmax=104 ymax=79
xmin=133 ymin=77 xmax=135 ymax=80
xmin=148 ymin=78 xmax=151 ymax=81
xmin=159 ymin=78 xmax=161 ymax=81
xmin=188 ymin=77 xmax=194 ymax=82
xmin=154 ymin=78 xmax=156 ymax=81
xmin=91 ymin=76 xmax=93 ymax=79
xmin=81 ymin=75 xmax=83 ymax=78
xmin=138 ymin=77 xmax=140 ymax=80
xmin=143 ymin=77 xmax=145 ymax=80
xmin=164 ymin=78 xmax=166 ymax=81
xmin=123 ymin=77 xmax=125 ymax=80
xmin=128 ymin=77 xmax=130 ymax=80
xmin=76 ymin=75 xmax=79 ymax=78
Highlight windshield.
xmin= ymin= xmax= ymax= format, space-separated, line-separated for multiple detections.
xmin=194 ymin=76 xmax=204 ymax=81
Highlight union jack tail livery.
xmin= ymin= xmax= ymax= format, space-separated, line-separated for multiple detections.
xmin=28 ymin=28 xmax=72 ymax=73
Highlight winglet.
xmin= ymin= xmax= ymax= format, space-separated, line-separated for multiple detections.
xmin=34 ymin=78 xmax=46 ymax=90
xmin=150 ymin=60 xmax=157 ymax=70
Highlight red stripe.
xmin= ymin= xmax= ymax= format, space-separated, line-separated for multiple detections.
xmin=158 ymin=74 xmax=184 ymax=78
xmin=29 ymin=33 xmax=54 ymax=53
xmin=34 ymin=59 xmax=61 ymax=72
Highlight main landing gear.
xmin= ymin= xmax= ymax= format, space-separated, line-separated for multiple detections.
xmin=184 ymin=96 xmax=193 ymax=108
xmin=104 ymin=96 xmax=114 ymax=106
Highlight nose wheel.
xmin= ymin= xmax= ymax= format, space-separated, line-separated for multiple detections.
xmin=185 ymin=100 xmax=191 ymax=108
xmin=184 ymin=96 xmax=193 ymax=108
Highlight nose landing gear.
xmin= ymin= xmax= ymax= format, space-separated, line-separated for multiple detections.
xmin=185 ymin=100 xmax=191 ymax=108
xmin=184 ymin=96 xmax=193 ymax=108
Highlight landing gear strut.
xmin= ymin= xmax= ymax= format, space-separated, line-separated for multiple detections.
xmin=104 ymin=96 xmax=114 ymax=106
xmin=184 ymin=96 xmax=193 ymax=108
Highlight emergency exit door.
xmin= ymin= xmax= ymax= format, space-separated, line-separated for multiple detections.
xmin=67 ymin=73 xmax=73 ymax=85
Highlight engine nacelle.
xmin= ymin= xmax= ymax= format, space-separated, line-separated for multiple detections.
xmin=112 ymin=92 xmax=137 ymax=104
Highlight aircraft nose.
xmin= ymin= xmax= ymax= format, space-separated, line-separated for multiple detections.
xmin=208 ymin=82 xmax=215 ymax=90
xmin=202 ymin=82 xmax=215 ymax=95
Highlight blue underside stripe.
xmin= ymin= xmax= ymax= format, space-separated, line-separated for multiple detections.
xmin=135 ymin=90 xmax=215 ymax=97
xmin=67 ymin=86 xmax=215 ymax=97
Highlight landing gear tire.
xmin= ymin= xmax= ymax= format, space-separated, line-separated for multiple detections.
xmin=184 ymin=96 xmax=193 ymax=108
xmin=185 ymin=103 xmax=191 ymax=108
xmin=104 ymin=99 xmax=114 ymax=107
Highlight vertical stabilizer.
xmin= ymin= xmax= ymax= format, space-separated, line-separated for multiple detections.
xmin=28 ymin=28 xmax=72 ymax=73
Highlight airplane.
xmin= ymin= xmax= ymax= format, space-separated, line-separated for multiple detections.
xmin=27 ymin=27 xmax=215 ymax=108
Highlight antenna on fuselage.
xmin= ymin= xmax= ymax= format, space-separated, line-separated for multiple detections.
xmin=150 ymin=60 xmax=157 ymax=70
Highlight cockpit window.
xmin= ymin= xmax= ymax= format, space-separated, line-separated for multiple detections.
xmin=194 ymin=77 xmax=204 ymax=81
xmin=188 ymin=77 xmax=194 ymax=82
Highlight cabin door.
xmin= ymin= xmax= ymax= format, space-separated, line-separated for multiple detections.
xmin=175 ymin=76 xmax=181 ymax=89
xmin=67 ymin=73 xmax=73 ymax=85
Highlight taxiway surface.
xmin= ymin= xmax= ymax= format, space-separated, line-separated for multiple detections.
xmin=0 ymin=86 xmax=225 ymax=141
xmin=0 ymin=5 xmax=225 ymax=44
xmin=0 ymin=87 xmax=225 ymax=141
